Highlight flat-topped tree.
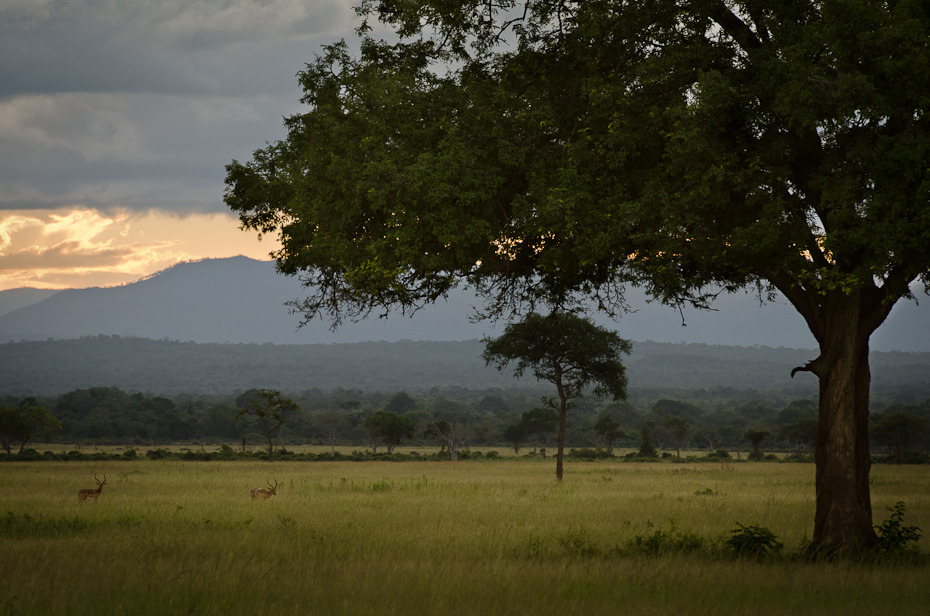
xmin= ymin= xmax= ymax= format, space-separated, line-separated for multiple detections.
xmin=482 ymin=311 xmax=630 ymax=480
xmin=225 ymin=2 xmax=930 ymax=554
xmin=235 ymin=389 xmax=299 ymax=461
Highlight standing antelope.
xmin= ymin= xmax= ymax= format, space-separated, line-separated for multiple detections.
xmin=78 ymin=474 xmax=107 ymax=504
xmin=251 ymin=479 xmax=278 ymax=500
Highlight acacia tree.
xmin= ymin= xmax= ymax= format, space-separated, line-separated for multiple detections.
xmin=364 ymin=410 xmax=417 ymax=454
xmin=225 ymin=2 xmax=930 ymax=554
xmin=665 ymin=416 xmax=691 ymax=458
xmin=482 ymin=311 xmax=631 ymax=480
xmin=0 ymin=401 xmax=61 ymax=455
xmin=593 ymin=415 xmax=625 ymax=454
xmin=745 ymin=429 xmax=770 ymax=461
xmin=235 ymin=389 xmax=299 ymax=461
xmin=503 ymin=422 xmax=528 ymax=454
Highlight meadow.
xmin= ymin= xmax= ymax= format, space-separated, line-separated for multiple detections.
xmin=1 ymin=459 xmax=928 ymax=615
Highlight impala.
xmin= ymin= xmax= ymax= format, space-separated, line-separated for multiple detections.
xmin=78 ymin=474 xmax=107 ymax=504
xmin=251 ymin=479 xmax=278 ymax=500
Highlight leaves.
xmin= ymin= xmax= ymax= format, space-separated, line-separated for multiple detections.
xmin=481 ymin=311 xmax=631 ymax=401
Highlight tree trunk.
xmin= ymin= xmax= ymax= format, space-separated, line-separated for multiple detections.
xmin=807 ymin=292 xmax=880 ymax=555
xmin=553 ymin=361 xmax=571 ymax=481
xmin=556 ymin=403 xmax=567 ymax=481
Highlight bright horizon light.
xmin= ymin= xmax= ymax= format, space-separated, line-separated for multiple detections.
xmin=0 ymin=207 xmax=279 ymax=291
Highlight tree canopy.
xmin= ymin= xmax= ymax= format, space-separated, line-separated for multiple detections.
xmin=225 ymin=1 xmax=930 ymax=554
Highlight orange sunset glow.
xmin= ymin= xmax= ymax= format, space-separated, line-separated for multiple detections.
xmin=0 ymin=208 xmax=278 ymax=291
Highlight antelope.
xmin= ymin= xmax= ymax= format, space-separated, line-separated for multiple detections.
xmin=78 ymin=474 xmax=107 ymax=505
xmin=251 ymin=478 xmax=278 ymax=500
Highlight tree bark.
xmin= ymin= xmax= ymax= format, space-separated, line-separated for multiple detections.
xmin=803 ymin=289 xmax=880 ymax=555
xmin=555 ymin=367 xmax=568 ymax=481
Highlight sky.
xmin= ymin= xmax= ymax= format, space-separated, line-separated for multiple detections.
xmin=0 ymin=0 xmax=360 ymax=290
xmin=0 ymin=1 xmax=926 ymax=352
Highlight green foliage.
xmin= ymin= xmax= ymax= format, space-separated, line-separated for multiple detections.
xmin=637 ymin=423 xmax=658 ymax=458
xmin=725 ymin=523 xmax=784 ymax=559
xmin=363 ymin=411 xmax=417 ymax=453
xmin=593 ymin=414 xmax=626 ymax=451
xmin=567 ymin=448 xmax=613 ymax=460
xmin=664 ymin=415 xmax=690 ymax=457
xmin=872 ymin=411 xmax=926 ymax=464
xmin=482 ymin=311 xmax=631 ymax=403
xmin=0 ymin=400 xmax=61 ymax=454
xmin=744 ymin=429 xmax=770 ymax=461
xmin=626 ymin=520 xmax=706 ymax=556
xmin=874 ymin=502 xmax=922 ymax=554
xmin=235 ymin=389 xmax=300 ymax=461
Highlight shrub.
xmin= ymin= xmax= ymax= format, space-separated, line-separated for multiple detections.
xmin=567 ymin=448 xmax=613 ymax=460
xmin=725 ymin=523 xmax=783 ymax=559
xmin=626 ymin=520 xmax=706 ymax=555
xmin=874 ymin=501 xmax=922 ymax=554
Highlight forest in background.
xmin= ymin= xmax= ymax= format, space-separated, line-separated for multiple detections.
xmin=5 ymin=335 xmax=930 ymax=399
xmin=1 ymin=336 xmax=928 ymax=460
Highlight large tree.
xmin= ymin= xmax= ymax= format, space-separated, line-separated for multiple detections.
xmin=225 ymin=1 xmax=930 ymax=554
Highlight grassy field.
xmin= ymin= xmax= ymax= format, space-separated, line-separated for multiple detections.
xmin=1 ymin=459 xmax=927 ymax=615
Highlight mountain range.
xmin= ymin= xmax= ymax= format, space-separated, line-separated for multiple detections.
xmin=0 ymin=256 xmax=927 ymax=351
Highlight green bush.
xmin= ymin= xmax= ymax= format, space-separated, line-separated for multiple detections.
xmin=567 ymin=448 xmax=613 ymax=460
xmin=626 ymin=520 xmax=706 ymax=555
xmin=874 ymin=501 xmax=922 ymax=554
xmin=725 ymin=523 xmax=783 ymax=559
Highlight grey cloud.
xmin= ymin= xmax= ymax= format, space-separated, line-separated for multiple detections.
xmin=0 ymin=1 xmax=357 ymax=215
xmin=0 ymin=0 xmax=355 ymax=97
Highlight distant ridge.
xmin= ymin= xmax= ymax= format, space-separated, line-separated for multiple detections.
xmin=1 ymin=336 xmax=927 ymax=399
xmin=0 ymin=256 xmax=926 ymax=351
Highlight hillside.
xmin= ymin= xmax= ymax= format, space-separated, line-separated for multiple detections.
xmin=0 ymin=256 xmax=927 ymax=350
xmin=2 ymin=336 xmax=928 ymax=405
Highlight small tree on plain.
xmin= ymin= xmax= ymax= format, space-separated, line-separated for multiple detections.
xmin=593 ymin=415 xmax=626 ymax=455
xmin=665 ymin=416 xmax=691 ymax=458
xmin=0 ymin=400 xmax=62 ymax=455
xmin=235 ymin=389 xmax=299 ymax=461
xmin=745 ymin=430 xmax=770 ymax=462
xmin=425 ymin=420 xmax=466 ymax=461
xmin=364 ymin=411 xmax=416 ymax=454
xmin=638 ymin=423 xmax=658 ymax=458
xmin=503 ymin=422 xmax=528 ymax=455
xmin=483 ymin=311 xmax=631 ymax=481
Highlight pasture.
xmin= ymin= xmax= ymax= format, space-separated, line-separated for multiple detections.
xmin=1 ymin=459 xmax=927 ymax=615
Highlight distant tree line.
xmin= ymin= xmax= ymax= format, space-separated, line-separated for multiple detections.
xmin=2 ymin=386 xmax=928 ymax=463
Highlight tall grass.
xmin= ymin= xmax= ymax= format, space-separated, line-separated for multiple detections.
xmin=1 ymin=460 xmax=927 ymax=615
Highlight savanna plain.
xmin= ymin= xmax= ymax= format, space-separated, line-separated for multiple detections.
xmin=1 ymin=459 xmax=928 ymax=616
